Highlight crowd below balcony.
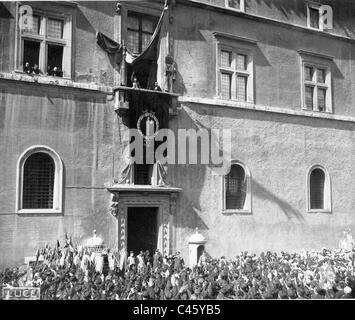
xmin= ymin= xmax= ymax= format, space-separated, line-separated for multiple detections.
xmin=1 ymin=234 xmax=354 ymax=300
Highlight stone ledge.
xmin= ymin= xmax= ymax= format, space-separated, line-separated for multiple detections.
xmin=0 ymin=72 xmax=113 ymax=94
xmin=179 ymin=96 xmax=355 ymax=123
xmin=107 ymin=184 xmax=182 ymax=194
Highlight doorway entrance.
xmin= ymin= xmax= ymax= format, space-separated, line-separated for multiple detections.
xmin=127 ymin=207 xmax=159 ymax=255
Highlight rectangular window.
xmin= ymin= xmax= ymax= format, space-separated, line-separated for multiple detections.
xmin=218 ymin=47 xmax=253 ymax=102
xmin=302 ymin=63 xmax=331 ymax=112
xmin=317 ymin=88 xmax=326 ymax=111
xmin=225 ymin=0 xmax=245 ymax=12
xmin=309 ymin=7 xmax=319 ymax=29
xmin=236 ymin=53 xmax=247 ymax=70
xmin=220 ymin=72 xmax=232 ymax=99
xmin=127 ymin=12 xmax=158 ymax=54
xmin=18 ymin=6 xmax=72 ymax=78
xmin=23 ymin=40 xmax=40 ymax=70
xmin=305 ymin=86 xmax=314 ymax=110
xmin=317 ymin=68 xmax=326 ymax=83
xmin=27 ymin=14 xmax=41 ymax=35
xmin=307 ymin=3 xmax=327 ymax=31
xmin=47 ymin=18 xmax=64 ymax=39
xmin=305 ymin=66 xmax=313 ymax=81
xmin=236 ymin=75 xmax=247 ymax=101
xmin=47 ymin=44 xmax=64 ymax=76
xmin=220 ymin=50 xmax=231 ymax=68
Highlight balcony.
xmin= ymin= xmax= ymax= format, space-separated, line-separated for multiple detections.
xmin=113 ymin=86 xmax=180 ymax=120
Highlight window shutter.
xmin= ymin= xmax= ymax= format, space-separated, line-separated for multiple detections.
xmin=23 ymin=152 xmax=55 ymax=209
xmin=225 ymin=164 xmax=246 ymax=210
xmin=310 ymin=168 xmax=325 ymax=209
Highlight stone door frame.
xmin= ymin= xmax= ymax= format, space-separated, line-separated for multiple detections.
xmin=113 ymin=193 xmax=176 ymax=256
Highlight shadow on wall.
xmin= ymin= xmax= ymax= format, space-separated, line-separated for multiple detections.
xmin=172 ymin=63 xmax=187 ymax=95
xmin=170 ymin=107 xmax=209 ymax=233
xmin=76 ymin=7 xmax=96 ymax=34
xmin=0 ymin=3 xmax=13 ymax=18
xmin=252 ymin=178 xmax=306 ymax=223
xmin=182 ymin=104 xmax=309 ymax=224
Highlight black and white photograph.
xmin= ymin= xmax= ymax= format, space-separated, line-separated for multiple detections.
xmin=0 ymin=0 xmax=354 ymax=309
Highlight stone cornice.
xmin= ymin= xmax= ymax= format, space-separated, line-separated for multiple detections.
xmin=297 ymin=50 xmax=335 ymax=61
xmin=177 ymin=0 xmax=355 ymax=44
xmin=212 ymin=32 xmax=258 ymax=45
xmin=178 ymin=96 xmax=355 ymax=124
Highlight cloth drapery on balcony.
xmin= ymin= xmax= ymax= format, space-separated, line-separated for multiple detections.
xmin=96 ymin=0 xmax=168 ymax=72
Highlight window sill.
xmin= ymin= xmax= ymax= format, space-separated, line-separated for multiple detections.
xmin=222 ymin=209 xmax=252 ymax=215
xmin=307 ymin=26 xmax=323 ymax=32
xmin=301 ymin=107 xmax=333 ymax=114
xmin=14 ymin=70 xmax=71 ymax=81
xmin=225 ymin=7 xmax=245 ymax=13
xmin=0 ymin=72 xmax=112 ymax=93
xmin=217 ymin=97 xmax=255 ymax=104
xmin=17 ymin=209 xmax=63 ymax=216
xmin=307 ymin=209 xmax=332 ymax=214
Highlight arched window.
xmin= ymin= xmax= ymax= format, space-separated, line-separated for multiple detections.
xmin=307 ymin=165 xmax=331 ymax=212
xmin=23 ymin=153 xmax=55 ymax=209
xmin=309 ymin=168 xmax=325 ymax=209
xmin=223 ymin=161 xmax=251 ymax=213
xmin=16 ymin=146 xmax=63 ymax=214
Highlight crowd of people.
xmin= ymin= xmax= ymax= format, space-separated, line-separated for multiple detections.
xmin=1 ymin=236 xmax=354 ymax=300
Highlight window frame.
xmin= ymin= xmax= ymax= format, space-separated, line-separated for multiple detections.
xmin=126 ymin=11 xmax=158 ymax=54
xmin=306 ymin=165 xmax=332 ymax=214
xmin=15 ymin=4 xmax=73 ymax=79
xmin=222 ymin=161 xmax=252 ymax=214
xmin=300 ymin=58 xmax=332 ymax=113
xmin=217 ymin=44 xmax=254 ymax=103
xmin=225 ymin=0 xmax=245 ymax=12
xmin=16 ymin=146 xmax=63 ymax=215
xmin=307 ymin=2 xmax=323 ymax=31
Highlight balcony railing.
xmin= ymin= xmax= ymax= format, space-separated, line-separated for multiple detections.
xmin=113 ymin=86 xmax=179 ymax=118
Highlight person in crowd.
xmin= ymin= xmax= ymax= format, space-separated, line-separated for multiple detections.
xmin=1 ymin=237 xmax=355 ymax=300
xmin=198 ymin=250 xmax=208 ymax=267
xmin=131 ymin=72 xmax=140 ymax=88
xmin=127 ymin=251 xmax=136 ymax=271
xmin=32 ymin=64 xmax=40 ymax=74
xmin=153 ymin=82 xmax=162 ymax=91
xmin=137 ymin=251 xmax=146 ymax=274
xmin=23 ymin=62 xmax=31 ymax=74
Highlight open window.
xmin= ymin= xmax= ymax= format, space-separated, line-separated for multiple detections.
xmin=17 ymin=4 xmax=73 ymax=78
xmin=225 ymin=0 xmax=245 ymax=12
xmin=126 ymin=11 xmax=159 ymax=89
